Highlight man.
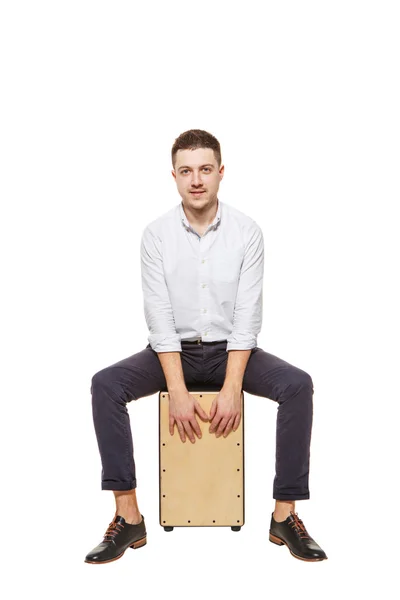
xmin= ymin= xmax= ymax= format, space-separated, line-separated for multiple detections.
xmin=85 ymin=129 xmax=328 ymax=564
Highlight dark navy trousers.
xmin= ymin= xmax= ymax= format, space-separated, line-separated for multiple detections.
xmin=90 ymin=340 xmax=314 ymax=500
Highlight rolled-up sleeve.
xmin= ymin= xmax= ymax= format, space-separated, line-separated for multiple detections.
xmin=226 ymin=223 xmax=264 ymax=352
xmin=140 ymin=227 xmax=182 ymax=353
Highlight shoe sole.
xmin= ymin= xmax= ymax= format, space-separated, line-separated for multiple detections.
xmin=84 ymin=535 xmax=147 ymax=564
xmin=269 ymin=533 xmax=327 ymax=562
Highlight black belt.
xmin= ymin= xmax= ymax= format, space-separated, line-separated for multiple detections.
xmin=182 ymin=339 xmax=226 ymax=345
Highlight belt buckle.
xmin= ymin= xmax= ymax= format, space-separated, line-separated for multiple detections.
xmin=197 ymin=338 xmax=201 ymax=344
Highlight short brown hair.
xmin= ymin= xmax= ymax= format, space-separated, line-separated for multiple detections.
xmin=171 ymin=129 xmax=222 ymax=170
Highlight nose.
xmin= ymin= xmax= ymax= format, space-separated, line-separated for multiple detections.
xmin=191 ymin=171 xmax=203 ymax=187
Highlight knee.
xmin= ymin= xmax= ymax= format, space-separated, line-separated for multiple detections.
xmin=90 ymin=367 xmax=116 ymax=395
xmin=299 ymin=369 xmax=313 ymax=391
xmin=284 ymin=367 xmax=314 ymax=394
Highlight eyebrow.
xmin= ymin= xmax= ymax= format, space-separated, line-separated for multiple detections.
xmin=178 ymin=163 xmax=214 ymax=171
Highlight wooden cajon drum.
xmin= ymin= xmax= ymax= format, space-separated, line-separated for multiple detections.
xmin=159 ymin=388 xmax=245 ymax=531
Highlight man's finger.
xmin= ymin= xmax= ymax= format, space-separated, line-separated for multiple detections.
xmin=169 ymin=416 xmax=175 ymax=436
xmin=209 ymin=399 xmax=217 ymax=420
xmin=209 ymin=413 xmax=222 ymax=433
xmin=190 ymin=417 xmax=203 ymax=439
xmin=194 ymin=401 xmax=209 ymax=422
xmin=182 ymin=421 xmax=195 ymax=443
xmin=216 ymin=417 xmax=230 ymax=437
xmin=233 ymin=413 xmax=241 ymax=431
xmin=176 ymin=420 xmax=186 ymax=443
xmin=223 ymin=416 xmax=235 ymax=438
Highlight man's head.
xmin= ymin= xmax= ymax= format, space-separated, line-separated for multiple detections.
xmin=171 ymin=129 xmax=224 ymax=209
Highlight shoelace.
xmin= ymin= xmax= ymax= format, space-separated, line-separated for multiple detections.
xmin=103 ymin=515 xmax=125 ymax=542
xmin=289 ymin=511 xmax=310 ymax=540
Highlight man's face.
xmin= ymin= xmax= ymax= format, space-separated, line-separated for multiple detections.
xmin=172 ymin=147 xmax=224 ymax=208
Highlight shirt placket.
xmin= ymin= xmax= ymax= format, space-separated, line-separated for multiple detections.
xmin=188 ymin=223 xmax=213 ymax=342
xmin=199 ymin=234 xmax=211 ymax=341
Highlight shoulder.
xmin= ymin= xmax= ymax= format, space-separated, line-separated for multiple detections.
xmin=222 ymin=201 xmax=263 ymax=239
xmin=141 ymin=204 xmax=179 ymax=241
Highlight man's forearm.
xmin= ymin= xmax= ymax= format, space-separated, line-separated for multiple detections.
xmin=157 ymin=348 xmax=252 ymax=394
xmin=223 ymin=349 xmax=252 ymax=390
xmin=157 ymin=352 xmax=187 ymax=393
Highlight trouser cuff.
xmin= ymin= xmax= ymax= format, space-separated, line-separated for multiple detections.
xmin=102 ymin=479 xmax=137 ymax=491
xmin=273 ymin=492 xmax=310 ymax=500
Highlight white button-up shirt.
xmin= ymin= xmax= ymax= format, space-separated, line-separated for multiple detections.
xmin=140 ymin=198 xmax=264 ymax=353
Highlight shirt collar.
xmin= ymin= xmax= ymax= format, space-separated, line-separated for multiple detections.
xmin=179 ymin=198 xmax=221 ymax=232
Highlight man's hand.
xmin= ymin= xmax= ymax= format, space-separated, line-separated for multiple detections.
xmin=209 ymin=386 xmax=242 ymax=438
xmin=169 ymin=389 xmax=209 ymax=443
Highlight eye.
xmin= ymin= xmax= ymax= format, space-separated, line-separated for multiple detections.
xmin=180 ymin=168 xmax=211 ymax=174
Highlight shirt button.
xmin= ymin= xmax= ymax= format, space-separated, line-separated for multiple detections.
xmin=202 ymin=283 xmax=207 ymax=288
xmin=203 ymin=309 xmax=207 ymax=313
xmin=204 ymin=332 xmax=208 ymax=336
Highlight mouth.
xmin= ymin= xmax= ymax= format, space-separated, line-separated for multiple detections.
xmin=190 ymin=191 xmax=205 ymax=195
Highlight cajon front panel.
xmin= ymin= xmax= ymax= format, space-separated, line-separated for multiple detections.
xmin=159 ymin=391 xmax=244 ymax=527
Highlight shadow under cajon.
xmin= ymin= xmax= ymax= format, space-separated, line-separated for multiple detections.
xmin=159 ymin=390 xmax=244 ymax=528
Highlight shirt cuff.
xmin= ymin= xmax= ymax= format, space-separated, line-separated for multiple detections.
xmin=148 ymin=333 xmax=182 ymax=353
xmin=226 ymin=332 xmax=257 ymax=352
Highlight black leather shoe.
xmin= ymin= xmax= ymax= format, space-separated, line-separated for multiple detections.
xmin=269 ymin=510 xmax=328 ymax=562
xmin=85 ymin=513 xmax=147 ymax=564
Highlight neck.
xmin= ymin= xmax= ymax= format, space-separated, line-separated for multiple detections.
xmin=182 ymin=197 xmax=219 ymax=228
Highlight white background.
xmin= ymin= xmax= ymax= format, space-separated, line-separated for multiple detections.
xmin=1 ymin=1 xmax=399 ymax=597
